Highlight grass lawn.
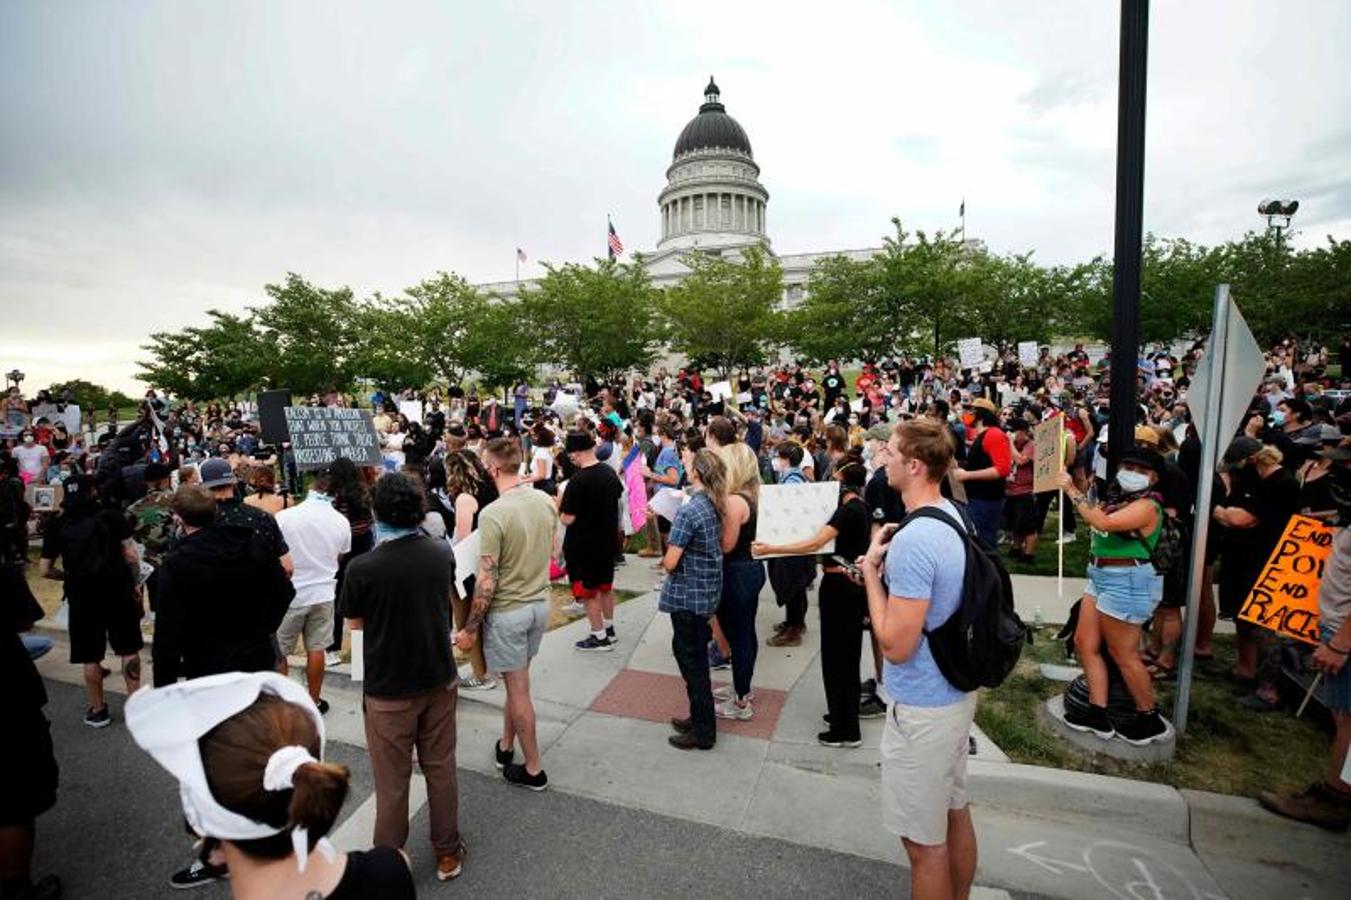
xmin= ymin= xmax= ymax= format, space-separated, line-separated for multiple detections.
xmin=976 ymin=629 xmax=1331 ymax=799
xmin=1002 ymin=502 xmax=1091 ymax=578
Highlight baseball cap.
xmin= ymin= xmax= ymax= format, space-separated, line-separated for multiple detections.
xmin=199 ymin=457 xmax=236 ymax=489
xmin=864 ymin=423 xmax=892 ymax=442
xmin=1221 ymin=436 xmax=1262 ymax=467
xmin=1133 ymin=425 xmax=1160 ymax=447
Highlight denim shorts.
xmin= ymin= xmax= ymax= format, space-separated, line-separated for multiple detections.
xmin=1321 ymin=624 xmax=1351 ymax=714
xmin=1085 ymin=562 xmax=1162 ymax=625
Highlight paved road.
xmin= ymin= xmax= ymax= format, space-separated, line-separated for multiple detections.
xmin=33 ymin=680 xmax=1039 ymax=899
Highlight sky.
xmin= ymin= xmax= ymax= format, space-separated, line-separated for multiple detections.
xmin=2 ymin=0 xmax=1348 ymax=394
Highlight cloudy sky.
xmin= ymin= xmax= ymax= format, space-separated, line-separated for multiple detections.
xmin=2 ymin=0 xmax=1348 ymax=393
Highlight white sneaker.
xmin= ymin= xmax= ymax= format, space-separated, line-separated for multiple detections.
xmin=324 ymin=651 xmax=343 ymax=668
xmin=561 ymin=602 xmax=587 ymax=616
xmin=715 ymin=698 xmax=754 ymax=721
xmin=713 ymin=685 xmax=755 ymax=702
xmin=1056 ymin=533 xmax=1077 ymax=545
xmin=461 ymin=674 xmax=498 ymax=691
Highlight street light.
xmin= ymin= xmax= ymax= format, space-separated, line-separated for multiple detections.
xmin=5 ymin=369 xmax=23 ymax=388
xmin=1257 ymin=199 xmax=1299 ymax=245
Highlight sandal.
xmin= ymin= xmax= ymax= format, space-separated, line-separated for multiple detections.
xmin=1147 ymin=662 xmax=1177 ymax=681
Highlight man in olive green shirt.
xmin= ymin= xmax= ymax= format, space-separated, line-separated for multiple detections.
xmin=457 ymin=438 xmax=558 ymax=792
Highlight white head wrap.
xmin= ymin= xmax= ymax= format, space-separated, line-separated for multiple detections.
xmin=125 ymin=672 xmax=336 ymax=872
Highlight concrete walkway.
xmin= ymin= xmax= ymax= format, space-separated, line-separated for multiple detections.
xmin=33 ymin=564 xmax=1340 ymax=899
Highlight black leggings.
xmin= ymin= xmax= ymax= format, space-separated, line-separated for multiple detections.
xmin=819 ymin=573 xmax=867 ymax=739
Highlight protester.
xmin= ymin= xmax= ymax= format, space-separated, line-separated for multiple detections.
xmin=858 ymin=419 xmax=977 ymax=900
xmin=275 ymin=468 xmax=352 ymax=714
xmin=199 ymin=457 xmax=294 ymax=577
xmin=325 ymin=458 xmax=373 ymax=665
xmin=242 ymin=464 xmax=291 ymax=515
xmin=662 ymin=449 xmax=728 ymax=750
xmin=711 ymin=441 xmax=765 ymax=721
xmin=457 ymin=438 xmax=558 ymax=791
xmin=766 ymin=442 xmax=814 ymax=647
xmin=125 ymin=461 xmax=175 ymax=617
xmin=951 ymin=397 xmax=1010 ymax=547
xmin=340 ymin=471 xmax=464 ymax=880
xmin=560 ymin=431 xmax=625 ymax=652
xmin=1057 ymin=445 xmax=1171 ymax=744
xmin=443 ymin=449 xmax=499 ymax=690
xmin=126 ymin=672 xmax=415 ymax=899
xmin=38 ymin=474 xmax=143 ymax=729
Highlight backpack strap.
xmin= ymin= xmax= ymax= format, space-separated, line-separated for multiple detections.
xmin=899 ymin=502 xmax=977 ymax=543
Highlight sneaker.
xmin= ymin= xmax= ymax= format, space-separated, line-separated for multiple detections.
xmin=461 ymin=674 xmax=498 ymax=691
xmin=1115 ymin=709 xmax=1171 ymax=746
xmin=606 ymin=625 xmax=617 ymax=644
xmin=324 ymin=650 xmax=343 ymax=668
xmin=1062 ymin=703 xmax=1114 ymax=739
xmin=315 ymin=698 xmax=330 ymax=715
xmin=707 ymin=644 xmax=731 ymax=669
xmin=858 ymin=695 xmax=886 ymax=719
xmin=436 ymin=846 xmax=465 ymax=881
xmin=83 ymin=707 xmax=111 ymax=729
xmin=493 ymin=739 xmax=514 ymax=770
xmin=859 ymin=677 xmax=877 ymax=699
xmin=817 ymin=730 xmax=863 ymax=749
xmin=575 ymin=634 xmax=614 ymax=652
xmin=614 ymin=553 xmax=627 ymax=566
xmin=772 ymin=621 xmax=790 ymax=634
xmin=502 ymin=762 xmax=548 ymax=792
xmin=668 ymin=732 xmax=715 ymax=751
xmin=169 ymin=859 xmax=229 ymax=890
xmin=713 ymin=685 xmax=755 ymax=702
xmin=1258 ymin=782 xmax=1351 ymax=831
xmin=716 ymin=698 xmax=753 ymax=721
xmin=1056 ymin=532 xmax=1077 ymax=545
xmin=561 ymin=601 xmax=587 ymax=616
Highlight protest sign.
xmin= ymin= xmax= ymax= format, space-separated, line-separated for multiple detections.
xmin=349 ymin=630 xmax=363 ymax=682
xmin=1032 ymin=417 xmax=1063 ymax=494
xmin=1018 ymin=341 xmax=1039 ymax=368
xmin=649 ymin=487 xmax=687 ymax=523
xmin=398 ymin=399 xmax=424 ymax=425
xmin=1238 ymin=515 xmax=1334 ymax=645
xmin=707 ymin=381 xmax=733 ymax=402
xmin=957 ymin=338 xmax=984 ymax=370
xmin=283 ymin=406 xmax=381 ymax=470
xmin=753 ymin=481 xmax=840 ymax=558
xmin=452 ymin=530 xmax=481 ymax=600
xmin=25 ymin=483 xmax=62 ymax=512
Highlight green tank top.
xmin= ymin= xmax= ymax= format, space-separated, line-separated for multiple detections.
xmin=1090 ymin=499 xmax=1162 ymax=559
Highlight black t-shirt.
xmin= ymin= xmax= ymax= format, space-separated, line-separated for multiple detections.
xmin=1155 ymin=457 xmax=1193 ymax=523
xmin=561 ymin=463 xmax=623 ymax=562
xmin=327 ymin=847 xmax=416 ymax=900
xmin=216 ymin=499 xmax=289 ymax=559
xmin=822 ymin=373 xmax=845 ymax=400
xmin=2 ymin=562 xmax=47 ymax=715
xmin=41 ymin=507 xmax=133 ymax=586
xmin=824 ymin=495 xmax=870 ymax=565
xmin=864 ymin=467 xmax=906 ymax=528
xmin=340 ymin=534 xmax=456 ymax=698
xmin=1235 ymin=468 xmax=1301 ymax=565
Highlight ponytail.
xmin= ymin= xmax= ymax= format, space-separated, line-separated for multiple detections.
xmin=286 ymin=760 xmax=351 ymax=847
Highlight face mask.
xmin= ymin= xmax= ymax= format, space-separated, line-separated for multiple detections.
xmin=23 ymin=435 xmax=34 ymax=444
xmin=1115 ymin=470 xmax=1150 ymax=493
xmin=374 ymin=522 xmax=418 ymax=544
xmin=1271 ymin=411 xmax=1286 ymax=427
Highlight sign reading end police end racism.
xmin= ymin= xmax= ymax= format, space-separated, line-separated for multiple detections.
xmin=283 ymin=406 xmax=381 ymax=470
xmin=1238 ymin=515 xmax=1334 ymax=645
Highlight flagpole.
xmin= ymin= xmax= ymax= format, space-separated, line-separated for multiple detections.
xmin=960 ymin=197 xmax=966 ymax=243
xmin=515 ymin=251 xmax=519 ymax=283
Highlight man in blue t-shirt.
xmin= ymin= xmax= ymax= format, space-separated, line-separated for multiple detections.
xmin=859 ymin=419 xmax=975 ymax=900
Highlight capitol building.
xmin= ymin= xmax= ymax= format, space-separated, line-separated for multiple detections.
xmin=478 ymin=77 xmax=881 ymax=308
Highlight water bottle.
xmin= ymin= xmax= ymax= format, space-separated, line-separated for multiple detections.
xmin=1033 ymin=605 xmax=1045 ymax=630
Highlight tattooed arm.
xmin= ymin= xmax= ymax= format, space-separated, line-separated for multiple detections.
xmin=454 ymin=553 xmax=498 ymax=650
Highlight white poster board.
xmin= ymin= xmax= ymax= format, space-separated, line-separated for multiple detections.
xmin=957 ymin=338 xmax=984 ymax=370
xmin=649 ymin=487 xmax=687 ymax=522
xmin=349 ymin=630 xmax=363 ymax=682
xmin=1018 ymin=341 xmax=1039 ymax=368
xmin=452 ymin=530 xmax=481 ymax=601
xmin=707 ymin=381 xmax=733 ymax=402
xmin=398 ymin=400 xmax=424 ymax=425
xmin=753 ymin=481 xmax=840 ymax=558
xmin=550 ymin=391 xmax=581 ymax=420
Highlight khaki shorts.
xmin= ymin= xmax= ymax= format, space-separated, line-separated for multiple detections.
xmin=483 ymin=600 xmax=549 ymax=673
xmin=880 ymin=692 xmax=978 ymax=845
xmin=276 ymin=602 xmax=335 ymax=655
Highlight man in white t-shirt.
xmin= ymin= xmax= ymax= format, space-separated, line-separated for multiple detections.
xmin=13 ymin=430 xmax=49 ymax=482
xmin=275 ymin=469 xmax=352 ymax=712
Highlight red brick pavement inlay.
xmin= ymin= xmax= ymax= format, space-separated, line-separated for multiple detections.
xmin=589 ymin=668 xmax=788 ymax=741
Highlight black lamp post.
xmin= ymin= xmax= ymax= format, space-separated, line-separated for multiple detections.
xmin=1257 ymin=199 xmax=1299 ymax=248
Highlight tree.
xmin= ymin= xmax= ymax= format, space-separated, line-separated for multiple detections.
xmin=520 ymin=259 xmax=662 ymax=383
xmin=251 ymin=273 xmax=360 ymax=396
xmin=350 ymin=295 xmax=433 ymax=392
xmin=787 ymin=253 xmax=881 ymax=364
xmin=459 ymin=295 xmax=536 ymax=391
xmin=136 ymin=309 xmax=267 ymax=400
xmin=661 ymin=243 xmax=784 ymax=377
xmin=45 ymin=379 xmax=135 ymax=412
xmin=398 ymin=272 xmax=490 ymax=385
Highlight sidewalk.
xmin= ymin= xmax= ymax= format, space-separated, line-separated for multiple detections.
xmin=33 ymin=566 xmax=1339 ymax=898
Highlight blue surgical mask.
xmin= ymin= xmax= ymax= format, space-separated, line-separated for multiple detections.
xmin=1115 ymin=470 xmax=1150 ymax=493
xmin=1271 ymin=410 xmax=1286 ymax=427
xmin=374 ymin=522 xmax=418 ymax=544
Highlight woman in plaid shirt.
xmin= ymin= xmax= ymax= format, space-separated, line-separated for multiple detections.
xmin=660 ymin=449 xmax=729 ymax=750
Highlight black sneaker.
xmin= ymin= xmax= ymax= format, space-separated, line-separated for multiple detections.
xmin=858 ymin=695 xmax=886 ymax=719
xmin=606 ymin=625 xmax=617 ymax=644
xmin=494 ymin=739 xmax=514 ymax=770
xmin=169 ymin=859 xmax=229 ymax=890
xmin=83 ymin=707 xmax=111 ymax=729
xmin=575 ymin=634 xmax=613 ymax=653
xmin=1116 ymin=709 xmax=1171 ymax=746
xmin=315 ymin=698 xmax=330 ymax=715
xmin=859 ymin=678 xmax=877 ymax=699
xmin=503 ymin=762 xmax=548 ymax=791
xmin=817 ymin=730 xmax=863 ymax=749
xmin=1062 ymin=703 xmax=1114 ymax=739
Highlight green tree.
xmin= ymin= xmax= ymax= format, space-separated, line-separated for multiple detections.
xmin=661 ymin=243 xmax=784 ymax=377
xmin=251 ymin=273 xmax=360 ymax=396
xmin=520 ymin=259 xmax=661 ymax=382
xmin=45 ymin=379 xmax=135 ymax=412
xmin=350 ymin=295 xmax=433 ymax=391
xmin=398 ymin=272 xmax=490 ymax=385
xmin=787 ymin=253 xmax=881 ymax=364
xmin=459 ymin=295 xmax=536 ymax=391
xmin=136 ymin=309 xmax=267 ymax=400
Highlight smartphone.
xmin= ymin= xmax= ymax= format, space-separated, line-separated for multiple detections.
xmin=831 ymin=555 xmax=864 ymax=580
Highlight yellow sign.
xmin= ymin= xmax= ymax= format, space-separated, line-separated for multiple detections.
xmin=1238 ymin=515 xmax=1335 ymax=645
xmin=1031 ymin=417 xmax=1063 ymax=494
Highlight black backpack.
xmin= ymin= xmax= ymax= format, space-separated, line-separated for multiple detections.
xmin=899 ymin=503 xmax=1028 ymax=691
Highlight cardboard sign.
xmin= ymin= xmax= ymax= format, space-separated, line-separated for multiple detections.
xmin=451 ymin=530 xmax=481 ymax=601
xmin=957 ymin=337 xmax=984 ymax=370
xmin=1238 ymin=515 xmax=1335 ymax=645
xmin=649 ymin=487 xmax=687 ymax=523
xmin=1018 ymin=341 xmax=1039 ymax=368
xmin=398 ymin=399 xmax=424 ymax=425
xmin=707 ymin=381 xmax=733 ymax=402
xmin=25 ymin=483 xmax=63 ymax=512
xmin=753 ymin=481 xmax=840 ymax=558
xmin=283 ymin=406 xmax=382 ymax=470
xmin=1032 ymin=417 xmax=1063 ymax=494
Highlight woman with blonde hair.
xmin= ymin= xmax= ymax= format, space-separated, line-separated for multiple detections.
xmin=443 ymin=450 xmax=499 ymax=691
xmin=711 ymin=441 xmax=766 ymax=720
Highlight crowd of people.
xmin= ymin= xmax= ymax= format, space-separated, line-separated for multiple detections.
xmin=2 ymin=332 xmax=1350 ymax=899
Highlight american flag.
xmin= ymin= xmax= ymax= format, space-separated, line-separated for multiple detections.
xmin=607 ymin=220 xmax=624 ymax=259
xmin=516 ymin=247 xmax=527 ymax=263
